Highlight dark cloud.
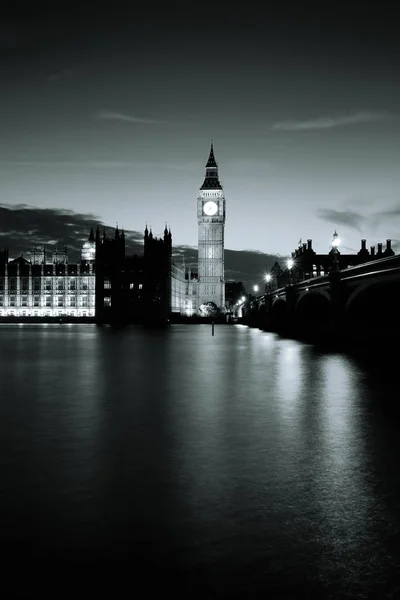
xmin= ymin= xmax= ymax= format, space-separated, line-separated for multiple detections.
xmin=0 ymin=204 xmax=144 ymax=259
xmin=317 ymin=209 xmax=367 ymax=233
xmin=0 ymin=204 xmax=283 ymax=291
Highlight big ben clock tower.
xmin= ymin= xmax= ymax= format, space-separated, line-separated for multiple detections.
xmin=197 ymin=143 xmax=226 ymax=311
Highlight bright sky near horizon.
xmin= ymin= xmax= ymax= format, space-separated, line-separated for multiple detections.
xmin=1 ymin=1 xmax=400 ymax=256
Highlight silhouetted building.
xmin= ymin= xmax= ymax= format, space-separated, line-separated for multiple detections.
xmin=270 ymin=238 xmax=395 ymax=289
xmin=95 ymin=225 xmax=172 ymax=325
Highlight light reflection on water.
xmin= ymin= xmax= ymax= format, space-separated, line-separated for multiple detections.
xmin=0 ymin=323 xmax=400 ymax=597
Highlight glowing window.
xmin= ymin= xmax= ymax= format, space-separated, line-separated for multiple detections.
xmin=139 ymin=284 xmax=143 ymax=290
xmin=104 ymin=279 xmax=111 ymax=289
xmin=104 ymin=297 xmax=111 ymax=307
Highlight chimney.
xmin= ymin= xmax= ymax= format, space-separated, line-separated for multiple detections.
xmin=307 ymin=239 xmax=312 ymax=250
xmin=377 ymin=243 xmax=383 ymax=254
xmin=370 ymin=246 xmax=375 ymax=256
xmin=361 ymin=239 xmax=366 ymax=250
xmin=303 ymin=243 xmax=307 ymax=253
xmin=386 ymin=239 xmax=392 ymax=252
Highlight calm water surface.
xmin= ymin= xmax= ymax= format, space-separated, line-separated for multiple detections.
xmin=1 ymin=324 xmax=400 ymax=598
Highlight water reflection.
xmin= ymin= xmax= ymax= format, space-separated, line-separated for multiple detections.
xmin=1 ymin=324 xmax=400 ymax=595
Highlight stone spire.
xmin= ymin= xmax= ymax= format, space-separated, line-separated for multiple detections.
xmin=200 ymin=142 xmax=222 ymax=190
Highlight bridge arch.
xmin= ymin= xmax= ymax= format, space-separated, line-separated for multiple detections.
xmin=271 ymin=298 xmax=287 ymax=328
xmin=295 ymin=291 xmax=332 ymax=325
xmin=346 ymin=279 xmax=400 ymax=326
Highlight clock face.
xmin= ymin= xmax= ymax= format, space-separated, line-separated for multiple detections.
xmin=203 ymin=201 xmax=218 ymax=216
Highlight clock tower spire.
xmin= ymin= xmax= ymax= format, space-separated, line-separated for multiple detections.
xmin=197 ymin=143 xmax=226 ymax=312
xmin=200 ymin=143 xmax=222 ymax=190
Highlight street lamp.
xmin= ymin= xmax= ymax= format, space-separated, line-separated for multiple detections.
xmin=332 ymin=230 xmax=340 ymax=270
xmin=265 ymin=273 xmax=271 ymax=294
xmin=287 ymin=259 xmax=294 ymax=284
xmin=332 ymin=230 xmax=340 ymax=250
xmin=253 ymin=284 xmax=259 ymax=294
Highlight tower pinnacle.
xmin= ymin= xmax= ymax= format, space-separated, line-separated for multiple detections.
xmin=200 ymin=142 xmax=222 ymax=190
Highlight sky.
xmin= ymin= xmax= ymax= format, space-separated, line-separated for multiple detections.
xmin=1 ymin=1 xmax=400 ymax=282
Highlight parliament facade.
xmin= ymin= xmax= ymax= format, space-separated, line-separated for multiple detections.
xmin=0 ymin=144 xmax=229 ymax=323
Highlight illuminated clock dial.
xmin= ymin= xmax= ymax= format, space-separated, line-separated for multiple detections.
xmin=203 ymin=201 xmax=218 ymax=216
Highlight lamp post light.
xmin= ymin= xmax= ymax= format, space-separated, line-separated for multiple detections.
xmin=253 ymin=284 xmax=259 ymax=294
xmin=287 ymin=259 xmax=294 ymax=285
xmin=332 ymin=230 xmax=340 ymax=270
xmin=265 ymin=273 xmax=271 ymax=294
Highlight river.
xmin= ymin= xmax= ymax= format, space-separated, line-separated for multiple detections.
xmin=1 ymin=323 xmax=399 ymax=598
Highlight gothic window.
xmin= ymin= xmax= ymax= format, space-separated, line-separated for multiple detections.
xmin=45 ymin=278 xmax=52 ymax=291
xmin=34 ymin=277 xmax=41 ymax=291
xmin=57 ymin=278 xmax=64 ymax=291
xmin=9 ymin=278 xmax=17 ymax=292
xmin=104 ymin=278 xmax=111 ymax=289
xmin=68 ymin=278 xmax=76 ymax=290
xmin=22 ymin=278 xmax=29 ymax=293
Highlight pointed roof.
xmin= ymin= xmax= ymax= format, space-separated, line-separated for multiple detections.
xmin=205 ymin=143 xmax=217 ymax=168
xmin=89 ymin=228 xmax=95 ymax=242
xmin=200 ymin=142 xmax=222 ymax=190
xmin=9 ymin=255 xmax=30 ymax=265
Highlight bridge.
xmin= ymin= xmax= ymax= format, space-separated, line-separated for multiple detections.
xmin=242 ymin=253 xmax=400 ymax=344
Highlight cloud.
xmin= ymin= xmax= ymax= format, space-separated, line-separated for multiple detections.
xmin=46 ymin=65 xmax=82 ymax=81
xmin=317 ymin=208 xmax=367 ymax=232
xmin=94 ymin=110 xmax=164 ymax=124
xmin=0 ymin=160 xmax=199 ymax=171
xmin=272 ymin=111 xmax=391 ymax=131
xmin=0 ymin=160 xmax=136 ymax=169
xmin=0 ymin=204 xmax=144 ymax=259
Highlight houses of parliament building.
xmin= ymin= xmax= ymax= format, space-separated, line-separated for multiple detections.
xmin=0 ymin=145 xmax=228 ymax=323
